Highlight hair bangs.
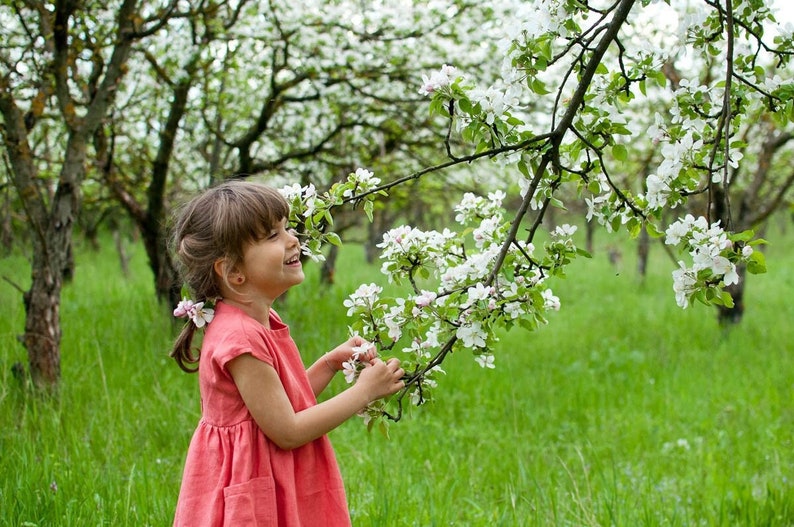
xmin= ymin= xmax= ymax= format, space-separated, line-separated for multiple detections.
xmin=212 ymin=182 xmax=291 ymax=260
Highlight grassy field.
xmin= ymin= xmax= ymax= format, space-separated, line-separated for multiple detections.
xmin=0 ymin=224 xmax=792 ymax=526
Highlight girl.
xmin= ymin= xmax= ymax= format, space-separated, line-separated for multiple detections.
xmin=170 ymin=180 xmax=404 ymax=526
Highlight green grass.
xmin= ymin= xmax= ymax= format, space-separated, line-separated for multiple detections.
xmin=0 ymin=226 xmax=792 ymax=526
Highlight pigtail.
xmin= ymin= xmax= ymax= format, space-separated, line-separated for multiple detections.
xmin=171 ymin=322 xmax=201 ymax=373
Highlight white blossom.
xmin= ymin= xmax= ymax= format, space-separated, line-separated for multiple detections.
xmin=475 ymin=353 xmax=496 ymax=369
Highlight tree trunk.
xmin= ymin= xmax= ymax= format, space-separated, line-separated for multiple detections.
xmin=112 ymin=227 xmax=131 ymax=277
xmin=25 ymin=139 xmax=84 ymax=388
xmin=637 ymin=225 xmax=649 ymax=278
xmin=1 ymin=89 xmax=82 ymax=390
xmin=320 ymin=244 xmax=339 ymax=284
xmin=23 ymin=257 xmax=63 ymax=390
xmin=717 ymin=264 xmax=747 ymax=325
xmin=105 ymin=52 xmax=200 ymax=308
xmin=585 ymin=220 xmax=594 ymax=254
xmin=140 ymin=223 xmax=181 ymax=306
xmin=1 ymin=187 xmax=12 ymax=255
xmin=711 ymin=184 xmax=744 ymax=323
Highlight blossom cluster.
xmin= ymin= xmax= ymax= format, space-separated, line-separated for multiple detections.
xmin=418 ymin=64 xmax=457 ymax=96
xmin=665 ymin=215 xmax=760 ymax=308
xmin=283 ymin=169 xmax=581 ymax=424
xmin=408 ymin=10 xmax=777 ymax=375
xmin=340 ymin=339 xmax=374 ymax=384
xmin=339 ymin=190 xmax=577 ymax=423
xmin=278 ymin=169 xmax=384 ymax=261
xmin=173 ymin=298 xmax=215 ymax=328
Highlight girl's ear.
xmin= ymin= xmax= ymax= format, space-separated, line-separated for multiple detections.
xmin=213 ymin=258 xmax=227 ymax=282
xmin=215 ymin=258 xmax=245 ymax=286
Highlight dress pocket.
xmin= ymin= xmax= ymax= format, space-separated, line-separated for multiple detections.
xmin=222 ymin=476 xmax=278 ymax=526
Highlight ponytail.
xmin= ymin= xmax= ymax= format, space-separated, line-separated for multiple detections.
xmin=171 ymin=322 xmax=201 ymax=373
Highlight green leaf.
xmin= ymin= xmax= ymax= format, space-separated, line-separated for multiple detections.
xmin=650 ymin=70 xmax=667 ymax=87
xmin=719 ymin=290 xmax=735 ymax=308
xmin=747 ymin=251 xmax=767 ymax=274
xmin=730 ymin=229 xmax=755 ymax=242
xmin=428 ymin=97 xmax=442 ymax=116
xmin=645 ymin=222 xmax=665 ymax=238
xmin=612 ymin=143 xmax=628 ymax=161
xmin=325 ymin=232 xmax=342 ymax=247
xmin=517 ymin=159 xmax=530 ymax=179
xmin=628 ymin=218 xmax=642 ymax=238
xmin=549 ymin=197 xmax=567 ymax=210
xmin=378 ymin=419 xmax=390 ymax=439
xmin=530 ymin=77 xmax=550 ymax=95
xmin=458 ymin=97 xmax=473 ymax=114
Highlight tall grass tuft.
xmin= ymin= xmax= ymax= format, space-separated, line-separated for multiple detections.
xmin=1 ymin=226 xmax=792 ymax=526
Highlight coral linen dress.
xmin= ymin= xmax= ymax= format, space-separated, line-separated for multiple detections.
xmin=173 ymin=301 xmax=351 ymax=527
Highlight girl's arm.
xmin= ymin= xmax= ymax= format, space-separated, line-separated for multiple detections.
xmin=306 ymin=336 xmax=376 ymax=396
xmin=228 ymin=353 xmax=403 ymax=450
xmin=305 ymin=357 xmax=336 ymax=397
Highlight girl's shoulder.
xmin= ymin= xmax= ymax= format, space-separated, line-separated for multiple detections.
xmin=203 ymin=302 xmax=289 ymax=368
xmin=204 ymin=305 xmax=266 ymax=357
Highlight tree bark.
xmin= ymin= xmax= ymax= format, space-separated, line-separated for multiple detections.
xmin=637 ymin=225 xmax=649 ymax=278
xmin=711 ymin=182 xmax=744 ymax=324
xmin=23 ymin=254 xmax=63 ymax=389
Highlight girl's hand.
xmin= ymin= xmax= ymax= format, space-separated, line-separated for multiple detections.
xmin=356 ymin=357 xmax=405 ymax=402
xmin=325 ymin=335 xmax=376 ymax=371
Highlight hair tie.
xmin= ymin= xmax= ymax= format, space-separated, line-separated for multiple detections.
xmin=173 ymin=298 xmax=215 ymax=328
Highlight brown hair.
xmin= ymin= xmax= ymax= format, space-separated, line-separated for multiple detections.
xmin=169 ymin=180 xmax=290 ymax=372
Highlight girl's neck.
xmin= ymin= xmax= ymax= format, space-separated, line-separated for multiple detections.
xmin=221 ymin=297 xmax=272 ymax=328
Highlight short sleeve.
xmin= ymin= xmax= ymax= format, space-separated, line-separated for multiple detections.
xmin=206 ymin=311 xmax=277 ymax=372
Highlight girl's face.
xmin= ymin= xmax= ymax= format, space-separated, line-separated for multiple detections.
xmin=237 ymin=217 xmax=304 ymax=302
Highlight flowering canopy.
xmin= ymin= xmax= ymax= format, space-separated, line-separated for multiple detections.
xmin=6 ymin=0 xmax=791 ymax=393
xmin=277 ymin=0 xmax=791 ymax=428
